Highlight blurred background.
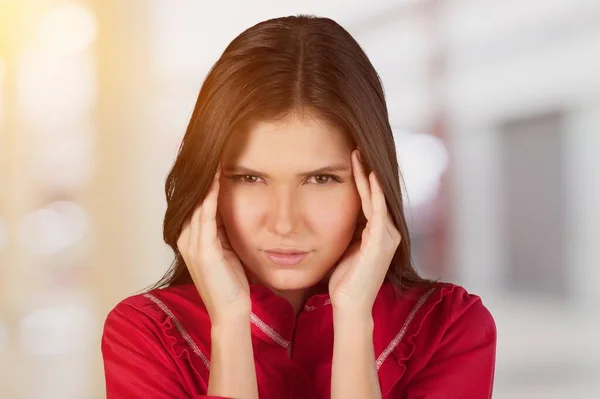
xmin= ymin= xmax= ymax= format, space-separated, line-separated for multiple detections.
xmin=0 ymin=0 xmax=599 ymax=397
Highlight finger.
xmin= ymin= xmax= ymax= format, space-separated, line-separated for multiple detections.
xmin=369 ymin=172 xmax=387 ymax=235
xmin=217 ymin=225 xmax=232 ymax=251
xmin=185 ymin=198 xmax=204 ymax=251
xmin=369 ymin=172 xmax=401 ymax=243
xmin=370 ymin=172 xmax=400 ymax=238
xmin=177 ymin=218 xmax=190 ymax=253
xmin=178 ymin=206 xmax=193 ymax=245
xmin=200 ymin=166 xmax=221 ymax=240
xmin=384 ymin=204 xmax=401 ymax=242
xmin=352 ymin=149 xmax=373 ymax=221
xmin=177 ymin=205 xmax=198 ymax=262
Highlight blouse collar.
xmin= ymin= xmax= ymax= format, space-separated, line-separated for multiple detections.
xmin=248 ymin=283 xmax=332 ymax=347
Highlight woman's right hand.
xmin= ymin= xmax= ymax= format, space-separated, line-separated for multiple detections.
xmin=177 ymin=165 xmax=251 ymax=323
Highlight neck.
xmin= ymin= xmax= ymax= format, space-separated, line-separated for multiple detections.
xmin=269 ymin=281 xmax=329 ymax=316
xmin=244 ymin=267 xmax=330 ymax=316
xmin=271 ymin=289 xmax=309 ymax=316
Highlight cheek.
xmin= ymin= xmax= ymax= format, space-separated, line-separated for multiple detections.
xmin=305 ymin=187 xmax=361 ymax=238
xmin=217 ymin=185 xmax=264 ymax=236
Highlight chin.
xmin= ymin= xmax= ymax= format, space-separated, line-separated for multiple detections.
xmin=253 ymin=265 xmax=328 ymax=292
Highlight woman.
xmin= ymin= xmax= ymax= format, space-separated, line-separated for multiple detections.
xmin=101 ymin=14 xmax=496 ymax=399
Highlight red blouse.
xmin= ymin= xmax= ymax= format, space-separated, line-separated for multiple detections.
xmin=101 ymin=281 xmax=496 ymax=398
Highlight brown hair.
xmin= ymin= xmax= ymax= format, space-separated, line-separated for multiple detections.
xmin=148 ymin=14 xmax=432 ymax=292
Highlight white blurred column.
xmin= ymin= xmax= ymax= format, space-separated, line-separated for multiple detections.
xmin=565 ymin=104 xmax=600 ymax=311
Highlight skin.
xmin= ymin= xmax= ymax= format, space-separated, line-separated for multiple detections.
xmin=177 ymin=112 xmax=402 ymax=398
xmin=217 ymin=114 xmax=362 ymax=314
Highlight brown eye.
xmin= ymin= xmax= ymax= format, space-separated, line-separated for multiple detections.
xmin=308 ymin=174 xmax=344 ymax=184
xmin=233 ymin=175 xmax=261 ymax=184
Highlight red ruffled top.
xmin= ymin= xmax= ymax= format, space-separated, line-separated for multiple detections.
xmin=101 ymin=280 xmax=496 ymax=398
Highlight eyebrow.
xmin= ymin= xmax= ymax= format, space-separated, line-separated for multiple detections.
xmin=224 ymin=163 xmax=351 ymax=179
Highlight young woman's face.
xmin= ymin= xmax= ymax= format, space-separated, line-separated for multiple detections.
xmin=218 ymin=114 xmax=362 ymax=293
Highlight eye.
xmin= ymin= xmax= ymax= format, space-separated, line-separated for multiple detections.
xmin=231 ymin=175 xmax=263 ymax=184
xmin=307 ymin=174 xmax=344 ymax=184
xmin=229 ymin=174 xmax=344 ymax=185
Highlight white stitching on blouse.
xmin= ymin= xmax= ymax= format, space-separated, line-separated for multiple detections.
xmin=250 ymin=312 xmax=290 ymax=348
xmin=375 ymin=287 xmax=436 ymax=371
xmin=144 ymin=293 xmax=211 ymax=370
xmin=304 ymin=298 xmax=332 ymax=312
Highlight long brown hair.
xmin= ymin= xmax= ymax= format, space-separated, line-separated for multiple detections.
xmin=148 ymin=14 xmax=432 ymax=292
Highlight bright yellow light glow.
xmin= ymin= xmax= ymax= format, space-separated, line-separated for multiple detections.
xmin=0 ymin=56 xmax=5 ymax=82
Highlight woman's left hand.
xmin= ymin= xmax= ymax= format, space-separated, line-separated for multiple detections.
xmin=328 ymin=149 xmax=402 ymax=318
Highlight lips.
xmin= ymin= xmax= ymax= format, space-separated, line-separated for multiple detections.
xmin=263 ymin=250 xmax=310 ymax=266
xmin=264 ymin=248 xmax=308 ymax=254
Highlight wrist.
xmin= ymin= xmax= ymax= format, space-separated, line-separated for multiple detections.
xmin=211 ymin=309 xmax=251 ymax=331
xmin=332 ymin=302 xmax=373 ymax=322
xmin=333 ymin=310 xmax=374 ymax=331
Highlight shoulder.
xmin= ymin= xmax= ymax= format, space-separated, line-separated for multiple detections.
xmin=428 ymin=282 xmax=496 ymax=341
xmin=101 ymin=283 xmax=212 ymax=364
xmin=372 ymin=281 xmax=496 ymax=367
xmin=375 ymin=280 xmax=495 ymax=338
xmin=373 ymin=281 xmax=497 ymax=395
xmin=103 ymin=283 xmax=207 ymax=330
xmin=101 ymin=284 xmax=215 ymax=395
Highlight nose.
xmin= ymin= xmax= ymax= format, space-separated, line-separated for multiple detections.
xmin=267 ymin=187 xmax=302 ymax=238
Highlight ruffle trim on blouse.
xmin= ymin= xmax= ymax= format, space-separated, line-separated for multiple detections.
xmin=142 ymin=291 xmax=212 ymax=393
xmin=377 ymin=283 xmax=457 ymax=397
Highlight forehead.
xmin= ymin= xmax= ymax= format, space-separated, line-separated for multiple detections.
xmin=222 ymin=115 xmax=354 ymax=166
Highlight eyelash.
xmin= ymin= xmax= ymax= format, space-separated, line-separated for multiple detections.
xmin=230 ymin=174 xmax=344 ymax=185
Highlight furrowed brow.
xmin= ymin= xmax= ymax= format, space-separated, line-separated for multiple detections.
xmin=225 ymin=163 xmax=350 ymax=178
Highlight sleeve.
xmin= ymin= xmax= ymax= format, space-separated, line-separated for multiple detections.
xmin=402 ymin=291 xmax=497 ymax=398
xmin=101 ymin=301 xmax=231 ymax=399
